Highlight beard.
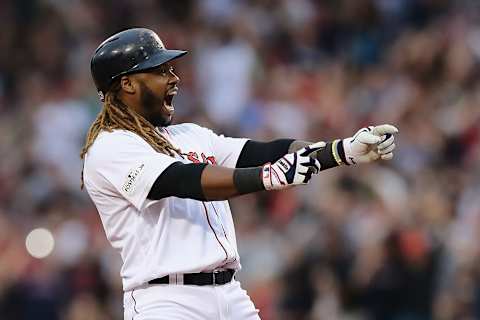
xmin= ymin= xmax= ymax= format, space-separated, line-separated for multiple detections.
xmin=139 ymin=82 xmax=173 ymax=127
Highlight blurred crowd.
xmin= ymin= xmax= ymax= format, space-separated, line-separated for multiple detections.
xmin=1 ymin=0 xmax=480 ymax=319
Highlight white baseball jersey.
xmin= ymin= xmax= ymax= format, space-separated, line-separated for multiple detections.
xmin=83 ymin=123 xmax=248 ymax=291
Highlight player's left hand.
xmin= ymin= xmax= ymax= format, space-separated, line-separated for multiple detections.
xmin=262 ymin=142 xmax=324 ymax=190
xmin=343 ymin=124 xmax=398 ymax=165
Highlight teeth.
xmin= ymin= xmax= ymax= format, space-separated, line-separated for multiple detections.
xmin=163 ymin=87 xmax=177 ymax=112
xmin=163 ymin=100 xmax=174 ymax=111
xmin=167 ymin=87 xmax=178 ymax=95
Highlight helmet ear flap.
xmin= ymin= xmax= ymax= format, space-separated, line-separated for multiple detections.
xmin=90 ymin=28 xmax=188 ymax=101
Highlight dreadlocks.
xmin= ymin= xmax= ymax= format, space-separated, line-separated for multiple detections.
xmin=80 ymin=81 xmax=181 ymax=188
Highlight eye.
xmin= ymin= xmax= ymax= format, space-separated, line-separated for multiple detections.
xmin=163 ymin=66 xmax=174 ymax=75
xmin=156 ymin=65 xmax=174 ymax=76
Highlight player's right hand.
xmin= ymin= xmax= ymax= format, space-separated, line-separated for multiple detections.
xmin=261 ymin=142 xmax=324 ymax=190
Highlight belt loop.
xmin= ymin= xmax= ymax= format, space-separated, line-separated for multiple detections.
xmin=168 ymin=274 xmax=176 ymax=284
xmin=177 ymin=274 xmax=184 ymax=285
xmin=213 ymin=269 xmax=222 ymax=285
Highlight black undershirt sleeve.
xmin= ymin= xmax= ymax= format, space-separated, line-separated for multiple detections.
xmin=238 ymin=138 xmax=348 ymax=172
xmin=236 ymin=139 xmax=295 ymax=168
xmin=147 ymin=162 xmax=265 ymax=201
xmin=147 ymin=162 xmax=208 ymax=200
xmin=293 ymin=140 xmax=348 ymax=170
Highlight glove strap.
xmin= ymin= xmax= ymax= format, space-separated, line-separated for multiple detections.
xmin=332 ymin=140 xmax=345 ymax=166
xmin=261 ymin=162 xmax=288 ymax=191
xmin=261 ymin=163 xmax=274 ymax=190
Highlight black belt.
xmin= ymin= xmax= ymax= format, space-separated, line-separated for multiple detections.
xmin=148 ymin=269 xmax=235 ymax=286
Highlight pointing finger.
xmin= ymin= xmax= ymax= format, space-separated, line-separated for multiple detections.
xmin=372 ymin=124 xmax=399 ymax=136
xmin=380 ymin=152 xmax=393 ymax=160
xmin=378 ymin=143 xmax=395 ymax=155
xmin=310 ymin=158 xmax=321 ymax=174
xmin=301 ymin=157 xmax=321 ymax=174
xmin=357 ymin=132 xmax=382 ymax=145
xmin=378 ymin=135 xmax=395 ymax=150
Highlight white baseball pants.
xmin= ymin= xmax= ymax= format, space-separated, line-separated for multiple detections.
xmin=124 ymin=280 xmax=260 ymax=320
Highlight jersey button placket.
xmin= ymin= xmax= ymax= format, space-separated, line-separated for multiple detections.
xmin=209 ymin=202 xmax=237 ymax=264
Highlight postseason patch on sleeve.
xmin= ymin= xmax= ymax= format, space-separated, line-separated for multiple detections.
xmin=122 ymin=164 xmax=145 ymax=194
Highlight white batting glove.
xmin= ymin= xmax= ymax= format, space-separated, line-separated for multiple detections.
xmin=343 ymin=124 xmax=398 ymax=165
xmin=262 ymin=142 xmax=324 ymax=190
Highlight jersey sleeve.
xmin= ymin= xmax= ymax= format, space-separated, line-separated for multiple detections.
xmin=193 ymin=124 xmax=249 ymax=168
xmin=84 ymin=131 xmax=177 ymax=211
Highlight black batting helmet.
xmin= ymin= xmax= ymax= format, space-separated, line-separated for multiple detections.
xmin=91 ymin=28 xmax=187 ymax=101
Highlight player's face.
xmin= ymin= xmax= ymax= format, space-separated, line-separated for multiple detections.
xmin=137 ymin=64 xmax=180 ymax=127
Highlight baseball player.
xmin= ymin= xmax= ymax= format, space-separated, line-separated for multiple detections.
xmin=80 ymin=28 xmax=398 ymax=320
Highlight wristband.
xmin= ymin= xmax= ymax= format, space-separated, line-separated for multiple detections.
xmin=313 ymin=142 xmax=336 ymax=170
xmin=233 ymin=167 xmax=265 ymax=194
xmin=332 ymin=139 xmax=344 ymax=166
xmin=337 ymin=139 xmax=349 ymax=165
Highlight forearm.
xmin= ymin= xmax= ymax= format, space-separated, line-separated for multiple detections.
xmin=289 ymin=140 xmax=348 ymax=170
xmin=288 ymin=140 xmax=311 ymax=153
xmin=236 ymin=139 xmax=294 ymax=168
xmin=292 ymin=124 xmax=399 ymax=167
xmin=199 ymin=138 xmax=337 ymax=199
xmin=147 ymin=162 xmax=264 ymax=201
xmin=201 ymin=165 xmax=264 ymax=200
xmin=238 ymin=138 xmax=347 ymax=171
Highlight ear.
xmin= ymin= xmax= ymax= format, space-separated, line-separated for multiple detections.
xmin=119 ymin=75 xmax=136 ymax=94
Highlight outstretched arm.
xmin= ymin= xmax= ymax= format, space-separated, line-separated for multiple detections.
xmin=148 ymin=143 xmax=324 ymax=201
xmin=238 ymin=124 xmax=398 ymax=169
xmin=236 ymin=139 xmax=344 ymax=171
xmin=148 ymin=124 xmax=398 ymax=201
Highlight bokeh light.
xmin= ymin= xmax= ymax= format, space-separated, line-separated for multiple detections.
xmin=25 ymin=228 xmax=55 ymax=259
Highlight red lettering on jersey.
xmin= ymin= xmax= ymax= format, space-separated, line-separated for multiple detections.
xmin=187 ymin=152 xmax=201 ymax=163
xmin=201 ymin=153 xmax=217 ymax=165
xmin=186 ymin=151 xmax=216 ymax=165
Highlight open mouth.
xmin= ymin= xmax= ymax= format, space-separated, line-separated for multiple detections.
xmin=163 ymin=87 xmax=178 ymax=112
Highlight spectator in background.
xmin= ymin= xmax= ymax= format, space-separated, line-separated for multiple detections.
xmin=195 ymin=23 xmax=256 ymax=128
